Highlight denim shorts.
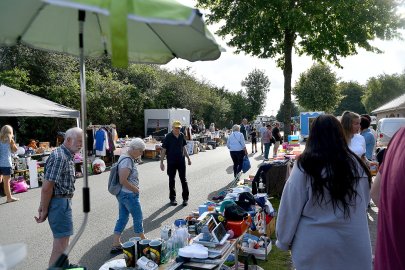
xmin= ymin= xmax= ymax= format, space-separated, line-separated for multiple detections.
xmin=0 ymin=167 xmax=12 ymax=176
xmin=114 ymin=191 xmax=144 ymax=234
xmin=48 ymin=198 xmax=73 ymax=238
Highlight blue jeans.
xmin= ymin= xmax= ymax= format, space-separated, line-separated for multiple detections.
xmin=114 ymin=191 xmax=143 ymax=234
xmin=264 ymin=143 xmax=271 ymax=159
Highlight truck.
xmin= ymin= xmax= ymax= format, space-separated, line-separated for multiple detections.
xmin=144 ymin=108 xmax=190 ymax=139
xmin=300 ymin=111 xmax=324 ymax=140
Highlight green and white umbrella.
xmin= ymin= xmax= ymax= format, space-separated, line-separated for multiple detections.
xmin=0 ymin=0 xmax=222 ymax=67
xmin=0 ymin=0 xmax=222 ymax=183
xmin=0 ymin=0 xmax=222 ymax=266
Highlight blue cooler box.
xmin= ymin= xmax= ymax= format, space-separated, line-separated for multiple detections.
xmin=288 ymin=135 xmax=300 ymax=142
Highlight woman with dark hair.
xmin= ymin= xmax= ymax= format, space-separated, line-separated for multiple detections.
xmin=276 ymin=114 xmax=372 ymax=270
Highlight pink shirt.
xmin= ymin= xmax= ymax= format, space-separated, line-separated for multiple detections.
xmin=374 ymin=127 xmax=405 ymax=270
xmin=261 ymin=129 xmax=272 ymax=144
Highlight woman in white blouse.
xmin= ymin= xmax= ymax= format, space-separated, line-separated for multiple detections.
xmin=341 ymin=111 xmax=366 ymax=158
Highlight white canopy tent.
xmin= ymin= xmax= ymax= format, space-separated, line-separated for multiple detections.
xmin=0 ymin=85 xmax=80 ymax=125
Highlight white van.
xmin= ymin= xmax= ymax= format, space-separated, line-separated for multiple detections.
xmin=376 ymin=118 xmax=405 ymax=147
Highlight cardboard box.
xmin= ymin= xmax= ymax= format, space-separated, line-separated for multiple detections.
xmin=144 ymin=150 xmax=158 ymax=159
xmin=39 ymin=142 xmax=50 ymax=150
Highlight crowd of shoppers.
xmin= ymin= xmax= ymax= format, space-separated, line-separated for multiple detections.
xmin=6 ymin=110 xmax=401 ymax=269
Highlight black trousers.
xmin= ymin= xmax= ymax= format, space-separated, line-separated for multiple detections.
xmin=230 ymin=150 xmax=245 ymax=177
xmin=167 ymin=161 xmax=189 ymax=201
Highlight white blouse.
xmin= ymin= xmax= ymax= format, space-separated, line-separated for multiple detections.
xmin=349 ymin=134 xmax=366 ymax=157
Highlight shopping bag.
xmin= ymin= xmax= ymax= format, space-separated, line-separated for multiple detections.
xmin=10 ymin=176 xmax=29 ymax=194
xmin=242 ymin=156 xmax=251 ymax=173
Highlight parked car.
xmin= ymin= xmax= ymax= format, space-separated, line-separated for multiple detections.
xmin=376 ymin=118 xmax=405 ymax=147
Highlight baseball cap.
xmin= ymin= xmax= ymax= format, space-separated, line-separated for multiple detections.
xmin=172 ymin=120 xmax=182 ymax=128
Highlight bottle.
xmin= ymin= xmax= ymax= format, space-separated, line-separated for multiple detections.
xmin=258 ymin=180 xmax=265 ymax=193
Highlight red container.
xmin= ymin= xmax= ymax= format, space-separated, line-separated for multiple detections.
xmin=226 ymin=215 xmax=252 ymax=237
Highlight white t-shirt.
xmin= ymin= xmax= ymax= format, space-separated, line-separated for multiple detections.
xmin=349 ymin=134 xmax=366 ymax=157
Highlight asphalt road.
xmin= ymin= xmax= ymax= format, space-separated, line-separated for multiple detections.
xmin=0 ymin=143 xmax=268 ymax=270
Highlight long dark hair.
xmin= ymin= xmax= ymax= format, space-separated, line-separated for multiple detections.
xmin=297 ymin=114 xmax=371 ymax=218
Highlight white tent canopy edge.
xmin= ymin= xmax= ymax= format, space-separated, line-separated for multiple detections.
xmin=0 ymin=85 xmax=80 ymax=126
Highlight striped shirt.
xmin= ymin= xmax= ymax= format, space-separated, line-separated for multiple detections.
xmin=44 ymin=144 xmax=76 ymax=196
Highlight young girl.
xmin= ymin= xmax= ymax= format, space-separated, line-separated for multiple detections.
xmin=0 ymin=125 xmax=19 ymax=203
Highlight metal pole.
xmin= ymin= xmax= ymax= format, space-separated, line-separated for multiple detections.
xmin=50 ymin=10 xmax=90 ymax=269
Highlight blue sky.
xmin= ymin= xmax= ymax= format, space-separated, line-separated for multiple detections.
xmin=166 ymin=2 xmax=405 ymax=116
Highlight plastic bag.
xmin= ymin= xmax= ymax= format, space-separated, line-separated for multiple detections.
xmin=242 ymin=156 xmax=251 ymax=173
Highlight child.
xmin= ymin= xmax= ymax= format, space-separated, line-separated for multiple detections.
xmin=250 ymin=128 xmax=257 ymax=153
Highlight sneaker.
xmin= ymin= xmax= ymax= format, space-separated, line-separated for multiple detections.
xmin=263 ymin=158 xmax=269 ymax=161
xmin=170 ymin=200 xmax=178 ymax=206
xmin=110 ymin=245 xmax=123 ymax=254
xmin=182 ymin=200 xmax=188 ymax=206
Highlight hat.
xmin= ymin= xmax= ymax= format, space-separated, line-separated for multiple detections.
xmin=224 ymin=204 xmax=249 ymax=221
xmin=172 ymin=120 xmax=182 ymax=128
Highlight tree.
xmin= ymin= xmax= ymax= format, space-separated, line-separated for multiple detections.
xmin=196 ymin=0 xmax=404 ymax=139
xmin=0 ymin=67 xmax=30 ymax=90
xmin=276 ymin=100 xmax=300 ymax=123
xmin=363 ymin=73 xmax=405 ymax=112
xmin=241 ymin=69 xmax=270 ymax=118
xmin=334 ymin=81 xmax=367 ymax=115
xmin=293 ymin=63 xmax=341 ymax=112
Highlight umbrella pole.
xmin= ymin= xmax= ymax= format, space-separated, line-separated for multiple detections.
xmin=50 ymin=10 xmax=90 ymax=269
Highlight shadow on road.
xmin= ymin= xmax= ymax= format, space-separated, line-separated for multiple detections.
xmin=143 ymin=203 xmax=184 ymax=232
xmin=225 ymin=165 xmax=233 ymax=174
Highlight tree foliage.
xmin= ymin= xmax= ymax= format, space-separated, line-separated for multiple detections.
xmin=197 ymin=0 xmax=405 ymax=139
xmin=241 ymin=69 xmax=271 ymax=119
xmin=334 ymin=81 xmax=367 ymax=115
xmin=276 ymin=100 xmax=300 ymax=123
xmin=0 ymin=44 xmax=256 ymax=144
xmin=293 ymin=63 xmax=341 ymax=112
xmin=363 ymin=73 xmax=405 ymax=112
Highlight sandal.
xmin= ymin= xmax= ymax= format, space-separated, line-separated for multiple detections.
xmin=110 ymin=245 xmax=123 ymax=254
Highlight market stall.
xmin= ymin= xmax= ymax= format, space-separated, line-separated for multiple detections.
xmin=0 ymin=85 xmax=81 ymax=192
xmin=99 ymin=173 xmax=276 ymax=270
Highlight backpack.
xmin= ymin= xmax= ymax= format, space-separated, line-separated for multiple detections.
xmin=108 ymin=157 xmax=133 ymax=195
